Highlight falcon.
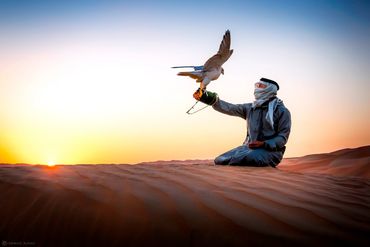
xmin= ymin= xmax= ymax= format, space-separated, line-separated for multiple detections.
xmin=172 ymin=30 xmax=233 ymax=89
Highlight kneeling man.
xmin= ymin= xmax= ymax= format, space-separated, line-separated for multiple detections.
xmin=194 ymin=78 xmax=291 ymax=167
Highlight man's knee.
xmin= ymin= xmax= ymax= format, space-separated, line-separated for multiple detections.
xmin=214 ymin=155 xmax=230 ymax=165
xmin=230 ymin=150 xmax=268 ymax=166
xmin=214 ymin=146 xmax=245 ymax=165
xmin=244 ymin=155 xmax=265 ymax=166
xmin=229 ymin=156 xmax=257 ymax=166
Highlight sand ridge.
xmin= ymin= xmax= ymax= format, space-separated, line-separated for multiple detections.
xmin=0 ymin=146 xmax=369 ymax=246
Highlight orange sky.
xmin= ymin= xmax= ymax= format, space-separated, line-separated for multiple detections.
xmin=0 ymin=1 xmax=369 ymax=164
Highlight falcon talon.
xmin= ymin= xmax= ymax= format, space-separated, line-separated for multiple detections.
xmin=199 ymin=89 xmax=203 ymax=98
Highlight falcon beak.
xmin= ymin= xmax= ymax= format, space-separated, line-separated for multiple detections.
xmin=221 ymin=68 xmax=224 ymax=75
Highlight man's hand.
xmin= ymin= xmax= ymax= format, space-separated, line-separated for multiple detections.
xmin=248 ymin=141 xmax=265 ymax=149
xmin=192 ymin=88 xmax=218 ymax=105
xmin=193 ymin=88 xmax=203 ymax=101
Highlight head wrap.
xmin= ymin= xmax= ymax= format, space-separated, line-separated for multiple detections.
xmin=252 ymin=80 xmax=282 ymax=128
xmin=260 ymin=77 xmax=279 ymax=90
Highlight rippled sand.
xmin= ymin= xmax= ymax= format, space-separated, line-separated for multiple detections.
xmin=0 ymin=146 xmax=369 ymax=247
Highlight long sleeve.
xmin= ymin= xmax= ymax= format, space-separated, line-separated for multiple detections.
xmin=264 ymin=107 xmax=291 ymax=150
xmin=212 ymin=99 xmax=251 ymax=119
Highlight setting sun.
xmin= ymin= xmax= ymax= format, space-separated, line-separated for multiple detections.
xmin=47 ymin=161 xmax=55 ymax=167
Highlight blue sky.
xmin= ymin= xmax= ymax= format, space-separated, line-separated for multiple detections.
xmin=1 ymin=0 xmax=369 ymax=64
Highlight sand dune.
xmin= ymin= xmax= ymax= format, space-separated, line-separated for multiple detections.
xmin=279 ymin=145 xmax=370 ymax=178
xmin=0 ymin=146 xmax=369 ymax=247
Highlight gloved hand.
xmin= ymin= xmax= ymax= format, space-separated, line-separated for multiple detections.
xmin=248 ymin=141 xmax=265 ymax=149
xmin=193 ymin=88 xmax=218 ymax=105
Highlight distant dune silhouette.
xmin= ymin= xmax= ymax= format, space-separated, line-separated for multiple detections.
xmin=0 ymin=146 xmax=369 ymax=247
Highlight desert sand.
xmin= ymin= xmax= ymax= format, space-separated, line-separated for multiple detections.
xmin=0 ymin=146 xmax=369 ymax=247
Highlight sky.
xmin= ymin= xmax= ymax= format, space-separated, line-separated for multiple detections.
xmin=0 ymin=0 xmax=369 ymax=164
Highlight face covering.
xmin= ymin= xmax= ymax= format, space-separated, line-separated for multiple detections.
xmin=253 ymin=81 xmax=277 ymax=107
xmin=252 ymin=81 xmax=281 ymax=128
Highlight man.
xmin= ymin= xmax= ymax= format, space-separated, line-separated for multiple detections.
xmin=193 ymin=78 xmax=291 ymax=167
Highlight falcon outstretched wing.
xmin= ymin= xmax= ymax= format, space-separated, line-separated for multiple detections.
xmin=203 ymin=30 xmax=233 ymax=70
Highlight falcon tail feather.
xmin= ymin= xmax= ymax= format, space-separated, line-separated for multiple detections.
xmin=172 ymin=66 xmax=203 ymax=71
xmin=177 ymin=71 xmax=203 ymax=81
xmin=177 ymin=72 xmax=194 ymax=76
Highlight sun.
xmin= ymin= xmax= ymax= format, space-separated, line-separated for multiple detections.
xmin=47 ymin=161 xmax=56 ymax=167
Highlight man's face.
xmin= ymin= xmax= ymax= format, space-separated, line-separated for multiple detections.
xmin=255 ymin=82 xmax=267 ymax=89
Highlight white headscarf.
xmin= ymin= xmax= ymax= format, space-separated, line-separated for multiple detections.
xmin=252 ymin=81 xmax=281 ymax=128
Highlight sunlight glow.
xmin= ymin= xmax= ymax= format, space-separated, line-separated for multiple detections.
xmin=47 ymin=161 xmax=56 ymax=167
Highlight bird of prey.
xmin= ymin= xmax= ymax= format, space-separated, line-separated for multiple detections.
xmin=172 ymin=30 xmax=233 ymax=89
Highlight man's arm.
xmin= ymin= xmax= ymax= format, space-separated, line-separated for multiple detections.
xmin=193 ymin=89 xmax=250 ymax=119
xmin=212 ymin=98 xmax=250 ymax=119
xmin=264 ymin=107 xmax=291 ymax=150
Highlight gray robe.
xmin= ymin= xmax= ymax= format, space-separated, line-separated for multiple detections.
xmin=212 ymin=98 xmax=291 ymax=167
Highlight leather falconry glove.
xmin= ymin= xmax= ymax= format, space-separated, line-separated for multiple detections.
xmin=193 ymin=88 xmax=218 ymax=105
